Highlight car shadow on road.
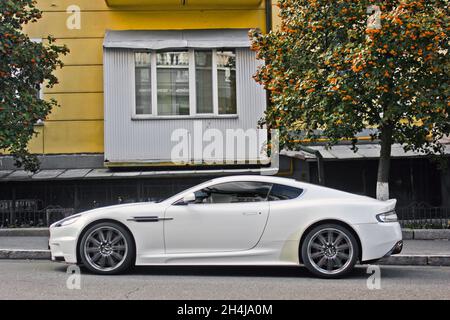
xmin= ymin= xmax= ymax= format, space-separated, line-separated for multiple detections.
xmin=54 ymin=263 xmax=405 ymax=279
xmin=127 ymin=265 xmax=371 ymax=279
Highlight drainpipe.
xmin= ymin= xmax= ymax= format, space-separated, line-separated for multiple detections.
xmin=298 ymin=146 xmax=325 ymax=185
xmin=264 ymin=0 xmax=275 ymax=172
xmin=265 ymin=0 xmax=272 ymax=34
xmin=264 ymin=0 xmax=272 ymax=111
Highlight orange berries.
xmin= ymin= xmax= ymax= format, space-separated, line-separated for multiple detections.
xmin=342 ymin=95 xmax=353 ymax=101
xmin=351 ymin=64 xmax=364 ymax=72
xmin=328 ymin=78 xmax=338 ymax=84
xmin=366 ymin=29 xmax=381 ymax=35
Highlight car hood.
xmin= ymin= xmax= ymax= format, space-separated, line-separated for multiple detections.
xmin=77 ymin=202 xmax=160 ymax=216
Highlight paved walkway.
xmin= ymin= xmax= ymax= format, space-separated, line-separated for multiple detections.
xmin=0 ymin=237 xmax=49 ymax=250
xmin=401 ymin=240 xmax=450 ymax=255
xmin=0 ymin=237 xmax=448 ymax=255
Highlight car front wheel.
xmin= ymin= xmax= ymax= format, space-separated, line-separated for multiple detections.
xmin=301 ymin=224 xmax=359 ymax=278
xmin=79 ymin=222 xmax=135 ymax=275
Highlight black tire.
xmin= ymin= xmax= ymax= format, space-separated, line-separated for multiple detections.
xmin=79 ymin=221 xmax=135 ymax=275
xmin=301 ymin=223 xmax=359 ymax=279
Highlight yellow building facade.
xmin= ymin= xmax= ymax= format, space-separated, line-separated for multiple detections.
xmin=23 ymin=0 xmax=278 ymax=156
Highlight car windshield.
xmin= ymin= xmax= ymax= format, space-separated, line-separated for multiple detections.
xmin=155 ymin=179 xmax=214 ymax=203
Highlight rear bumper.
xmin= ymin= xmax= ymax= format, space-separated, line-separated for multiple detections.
xmin=389 ymin=240 xmax=403 ymax=255
xmin=361 ymin=240 xmax=403 ymax=265
xmin=354 ymin=222 xmax=403 ymax=262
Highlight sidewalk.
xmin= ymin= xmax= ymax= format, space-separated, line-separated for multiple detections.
xmin=0 ymin=236 xmax=449 ymax=266
xmin=0 ymin=236 xmax=49 ymax=250
xmin=0 ymin=236 xmax=50 ymax=259
xmin=401 ymin=240 xmax=450 ymax=255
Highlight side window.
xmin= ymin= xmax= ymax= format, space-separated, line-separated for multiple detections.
xmin=194 ymin=182 xmax=272 ymax=204
xmin=268 ymin=184 xmax=303 ymax=201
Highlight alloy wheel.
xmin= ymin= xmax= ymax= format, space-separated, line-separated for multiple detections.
xmin=83 ymin=226 xmax=128 ymax=272
xmin=306 ymin=228 xmax=354 ymax=275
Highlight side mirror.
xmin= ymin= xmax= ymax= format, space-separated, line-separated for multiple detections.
xmin=182 ymin=192 xmax=196 ymax=204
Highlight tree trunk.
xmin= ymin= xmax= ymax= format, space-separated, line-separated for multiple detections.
xmin=376 ymin=124 xmax=393 ymax=201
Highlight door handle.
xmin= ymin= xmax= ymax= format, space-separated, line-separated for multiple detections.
xmin=242 ymin=212 xmax=261 ymax=216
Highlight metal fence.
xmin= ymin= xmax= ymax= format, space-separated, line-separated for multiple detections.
xmin=0 ymin=199 xmax=75 ymax=228
xmin=396 ymin=203 xmax=450 ymax=229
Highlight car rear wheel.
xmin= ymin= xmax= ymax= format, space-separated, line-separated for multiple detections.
xmin=79 ymin=222 xmax=135 ymax=275
xmin=301 ymin=224 xmax=359 ymax=278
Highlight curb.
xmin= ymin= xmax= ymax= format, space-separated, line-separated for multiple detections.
xmin=378 ymin=254 xmax=450 ymax=267
xmin=402 ymin=229 xmax=450 ymax=240
xmin=0 ymin=249 xmax=51 ymax=260
xmin=413 ymin=229 xmax=450 ymax=240
xmin=0 ymin=228 xmax=49 ymax=237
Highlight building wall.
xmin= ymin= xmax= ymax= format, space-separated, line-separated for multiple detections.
xmin=23 ymin=0 xmax=268 ymax=155
xmin=271 ymin=0 xmax=282 ymax=30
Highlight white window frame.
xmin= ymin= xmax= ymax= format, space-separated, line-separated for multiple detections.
xmin=132 ymin=49 xmax=239 ymax=120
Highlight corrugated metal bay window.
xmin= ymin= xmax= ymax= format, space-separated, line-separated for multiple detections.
xmin=103 ymin=29 xmax=266 ymax=164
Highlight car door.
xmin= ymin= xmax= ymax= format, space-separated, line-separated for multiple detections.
xmin=164 ymin=181 xmax=271 ymax=254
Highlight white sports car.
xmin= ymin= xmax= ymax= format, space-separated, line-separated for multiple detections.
xmin=49 ymin=175 xmax=403 ymax=278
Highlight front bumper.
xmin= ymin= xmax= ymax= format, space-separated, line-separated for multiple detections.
xmin=49 ymin=225 xmax=79 ymax=264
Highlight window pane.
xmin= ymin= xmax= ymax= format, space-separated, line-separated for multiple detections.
xmin=217 ymin=50 xmax=237 ymax=115
xmin=157 ymin=51 xmax=190 ymax=116
xmin=195 ymin=51 xmax=213 ymax=114
xmin=194 ymin=182 xmax=271 ymax=204
xmin=268 ymin=184 xmax=303 ymax=201
xmin=135 ymin=52 xmax=152 ymax=115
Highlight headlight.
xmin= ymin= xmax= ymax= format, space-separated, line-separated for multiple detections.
xmin=54 ymin=214 xmax=82 ymax=227
xmin=376 ymin=211 xmax=398 ymax=223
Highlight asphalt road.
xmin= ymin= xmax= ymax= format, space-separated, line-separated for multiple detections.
xmin=0 ymin=260 xmax=449 ymax=300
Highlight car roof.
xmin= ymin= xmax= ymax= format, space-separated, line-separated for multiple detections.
xmin=206 ymin=175 xmax=376 ymax=203
xmin=210 ymin=175 xmax=302 ymax=187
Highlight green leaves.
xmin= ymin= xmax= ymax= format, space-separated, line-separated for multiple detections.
xmin=0 ymin=0 xmax=69 ymax=172
xmin=252 ymin=0 xmax=449 ymax=157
